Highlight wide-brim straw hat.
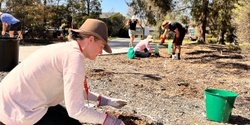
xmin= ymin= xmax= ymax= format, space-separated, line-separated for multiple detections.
xmin=146 ymin=35 xmax=154 ymax=42
xmin=70 ymin=19 xmax=112 ymax=53
xmin=161 ymin=20 xmax=169 ymax=29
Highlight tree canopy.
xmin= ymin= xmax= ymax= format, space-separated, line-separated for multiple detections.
xmin=0 ymin=0 xmax=249 ymax=43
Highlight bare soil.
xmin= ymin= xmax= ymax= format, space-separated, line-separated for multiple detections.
xmin=83 ymin=43 xmax=250 ymax=125
xmin=1 ymin=42 xmax=250 ymax=125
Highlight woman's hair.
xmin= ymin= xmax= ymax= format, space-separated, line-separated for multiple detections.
xmin=68 ymin=30 xmax=99 ymax=41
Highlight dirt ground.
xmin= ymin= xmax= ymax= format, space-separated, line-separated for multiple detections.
xmin=0 ymin=42 xmax=250 ymax=125
xmin=82 ymin=42 xmax=250 ymax=125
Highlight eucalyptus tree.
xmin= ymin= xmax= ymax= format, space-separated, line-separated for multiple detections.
xmin=127 ymin=0 xmax=174 ymax=25
xmin=4 ymin=0 xmax=44 ymax=27
xmin=126 ymin=0 xmax=173 ymax=37
xmin=66 ymin=0 xmax=102 ymax=28
xmin=232 ymin=0 xmax=250 ymax=43
xmin=189 ymin=0 xmax=209 ymax=44
xmin=88 ymin=0 xmax=102 ymax=18
xmin=109 ymin=13 xmax=126 ymax=36
xmin=190 ymin=0 xmax=239 ymax=44
xmin=209 ymin=0 xmax=238 ymax=44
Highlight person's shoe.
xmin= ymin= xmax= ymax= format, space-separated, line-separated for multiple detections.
xmin=177 ymin=53 xmax=181 ymax=60
xmin=177 ymin=56 xmax=181 ymax=60
xmin=169 ymin=54 xmax=172 ymax=58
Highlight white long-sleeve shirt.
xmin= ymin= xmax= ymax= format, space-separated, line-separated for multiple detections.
xmin=0 ymin=41 xmax=106 ymax=125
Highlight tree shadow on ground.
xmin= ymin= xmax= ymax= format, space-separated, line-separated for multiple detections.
xmin=143 ymin=74 xmax=162 ymax=81
xmin=215 ymin=62 xmax=249 ymax=70
xmin=185 ymin=54 xmax=243 ymax=61
xmin=118 ymin=115 xmax=157 ymax=125
xmin=185 ymin=50 xmax=249 ymax=70
xmin=186 ymin=42 xmax=241 ymax=54
xmin=229 ymin=115 xmax=250 ymax=125
xmin=186 ymin=50 xmax=216 ymax=55
xmin=89 ymin=69 xmax=162 ymax=81
xmin=161 ymin=44 xmax=170 ymax=48
xmin=206 ymin=44 xmax=242 ymax=54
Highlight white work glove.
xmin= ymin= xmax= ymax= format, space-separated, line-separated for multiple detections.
xmin=103 ymin=113 xmax=125 ymax=125
xmin=98 ymin=95 xmax=127 ymax=108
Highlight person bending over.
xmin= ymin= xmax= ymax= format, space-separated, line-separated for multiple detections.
xmin=162 ymin=20 xmax=186 ymax=60
xmin=0 ymin=12 xmax=24 ymax=43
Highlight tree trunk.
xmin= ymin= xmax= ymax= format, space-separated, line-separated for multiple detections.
xmin=198 ymin=23 xmax=206 ymax=44
xmin=218 ymin=30 xmax=226 ymax=45
xmin=87 ymin=0 xmax=90 ymax=16
xmin=43 ymin=0 xmax=47 ymax=27
xmin=218 ymin=20 xmax=227 ymax=45
xmin=198 ymin=0 xmax=209 ymax=44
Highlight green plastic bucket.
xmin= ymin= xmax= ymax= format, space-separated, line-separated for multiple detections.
xmin=127 ymin=47 xmax=135 ymax=59
xmin=168 ymin=42 xmax=172 ymax=54
xmin=204 ymin=89 xmax=238 ymax=123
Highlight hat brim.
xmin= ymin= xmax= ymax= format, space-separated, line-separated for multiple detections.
xmin=147 ymin=38 xmax=154 ymax=42
xmin=161 ymin=22 xmax=169 ymax=29
xmin=69 ymin=29 xmax=112 ymax=53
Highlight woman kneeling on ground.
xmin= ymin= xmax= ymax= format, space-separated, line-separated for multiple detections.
xmin=134 ymin=35 xmax=154 ymax=58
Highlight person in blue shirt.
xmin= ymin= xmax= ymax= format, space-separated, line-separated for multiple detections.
xmin=0 ymin=12 xmax=23 ymax=42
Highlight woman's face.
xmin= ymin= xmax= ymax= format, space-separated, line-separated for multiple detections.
xmin=84 ymin=37 xmax=105 ymax=60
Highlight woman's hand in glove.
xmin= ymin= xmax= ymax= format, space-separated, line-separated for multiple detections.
xmin=98 ymin=95 xmax=127 ymax=108
xmin=108 ymin=98 xmax=127 ymax=108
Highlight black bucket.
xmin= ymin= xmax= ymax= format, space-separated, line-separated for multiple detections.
xmin=0 ymin=37 xmax=19 ymax=71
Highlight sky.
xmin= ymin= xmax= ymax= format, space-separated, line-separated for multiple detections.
xmin=101 ymin=0 xmax=129 ymax=15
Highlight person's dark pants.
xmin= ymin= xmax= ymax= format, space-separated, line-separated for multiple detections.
xmin=35 ymin=105 xmax=82 ymax=125
xmin=135 ymin=48 xmax=151 ymax=58
xmin=10 ymin=22 xmax=22 ymax=31
xmin=173 ymin=32 xmax=185 ymax=46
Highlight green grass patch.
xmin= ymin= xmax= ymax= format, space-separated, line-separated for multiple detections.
xmin=206 ymin=38 xmax=217 ymax=44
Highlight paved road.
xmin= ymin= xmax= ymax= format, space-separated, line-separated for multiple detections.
xmin=19 ymin=38 xmax=165 ymax=61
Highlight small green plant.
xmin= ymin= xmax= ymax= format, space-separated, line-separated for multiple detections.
xmin=206 ymin=38 xmax=217 ymax=44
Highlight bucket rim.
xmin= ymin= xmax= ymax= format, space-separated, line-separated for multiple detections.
xmin=204 ymin=88 xmax=238 ymax=97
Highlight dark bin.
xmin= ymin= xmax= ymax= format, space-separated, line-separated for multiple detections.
xmin=0 ymin=37 xmax=19 ymax=71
